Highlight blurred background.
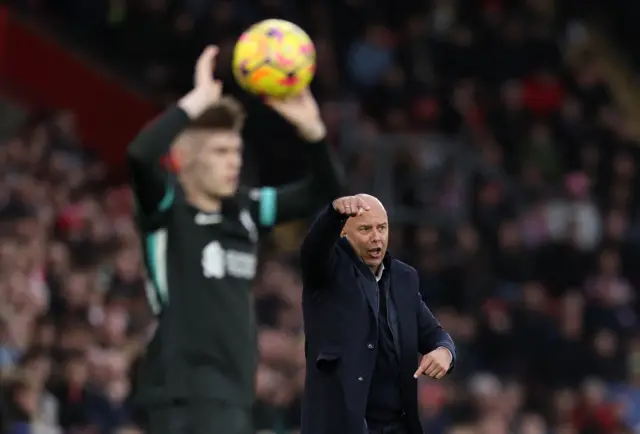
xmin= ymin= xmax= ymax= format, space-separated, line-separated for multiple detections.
xmin=2 ymin=0 xmax=640 ymax=433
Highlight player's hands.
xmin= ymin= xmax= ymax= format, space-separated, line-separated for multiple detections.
xmin=179 ymin=45 xmax=223 ymax=119
xmin=414 ymin=347 xmax=452 ymax=380
xmin=266 ymin=88 xmax=326 ymax=142
xmin=332 ymin=195 xmax=370 ymax=217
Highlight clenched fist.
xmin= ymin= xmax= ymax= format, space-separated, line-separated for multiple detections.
xmin=332 ymin=195 xmax=370 ymax=217
xmin=414 ymin=347 xmax=452 ymax=380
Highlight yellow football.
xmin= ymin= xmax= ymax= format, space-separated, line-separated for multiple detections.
xmin=232 ymin=19 xmax=316 ymax=98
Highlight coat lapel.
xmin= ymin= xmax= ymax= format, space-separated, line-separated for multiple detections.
xmin=358 ymin=272 xmax=378 ymax=317
xmin=338 ymin=238 xmax=378 ymax=316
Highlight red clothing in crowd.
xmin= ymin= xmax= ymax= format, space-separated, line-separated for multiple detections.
xmin=522 ymin=73 xmax=565 ymax=117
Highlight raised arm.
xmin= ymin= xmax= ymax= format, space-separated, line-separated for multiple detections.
xmin=254 ymin=137 xmax=345 ymax=227
xmin=252 ymin=89 xmax=346 ymax=228
xmin=300 ymin=196 xmax=369 ymax=281
xmin=126 ymin=107 xmax=189 ymax=216
xmin=127 ymin=46 xmax=223 ymax=217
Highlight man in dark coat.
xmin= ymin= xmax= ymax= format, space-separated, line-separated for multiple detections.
xmin=300 ymin=194 xmax=456 ymax=434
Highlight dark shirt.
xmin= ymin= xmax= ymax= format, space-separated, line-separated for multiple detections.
xmin=127 ymin=106 xmax=345 ymax=406
xmin=366 ymin=267 xmax=403 ymax=428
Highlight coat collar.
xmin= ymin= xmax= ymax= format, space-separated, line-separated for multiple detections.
xmin=337 ymin=237 xmax=396 ymax=318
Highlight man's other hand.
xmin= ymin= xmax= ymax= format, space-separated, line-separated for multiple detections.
xmin=266 ymin=89 xmax=326 ymax=142
xmin=414 ymin=347 xmax=452 ymax=380
xmin=332 ymin=195 xmax=370 ymax=217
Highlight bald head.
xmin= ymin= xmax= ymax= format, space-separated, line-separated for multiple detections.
xmin=342 ymin=194 xmax=389 ymax=272
xmin=344 ymin=194 xmax=387 ymax=229
xmin=358 ymin=194 xmax=386 ymax=214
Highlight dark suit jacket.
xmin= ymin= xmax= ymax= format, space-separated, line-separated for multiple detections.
xmin=299 ymin=205 xmax=456 ymax=434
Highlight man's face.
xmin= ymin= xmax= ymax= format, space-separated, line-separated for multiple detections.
xmin=187 ymin=130 xmax=243 ymax=198
xmin=343 ymin=202 xmax=389 ymax=271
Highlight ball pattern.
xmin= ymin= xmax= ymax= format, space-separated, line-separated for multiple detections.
xmin=232 ymin=19 xmax=316 ymax=98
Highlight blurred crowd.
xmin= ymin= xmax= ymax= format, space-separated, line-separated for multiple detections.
xmin=3 ymin=0 xmax=640 ymax=433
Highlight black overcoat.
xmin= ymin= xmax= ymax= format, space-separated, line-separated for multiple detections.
xmin=299 ymin=205 xmax=456 ymax=434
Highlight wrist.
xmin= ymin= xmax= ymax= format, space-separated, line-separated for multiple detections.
xmin=178 ymin=88 xmax=213 ymax=119
xmin=438 ymin=347 xmax=453 ymax=367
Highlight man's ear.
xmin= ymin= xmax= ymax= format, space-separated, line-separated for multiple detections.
xmin=171 ymin=139 xmax=186 ymax=169
xmin=172 ymin=131 xmax=199 ymax=170
xmin=168 ymin=147 xmax=182 ymax=171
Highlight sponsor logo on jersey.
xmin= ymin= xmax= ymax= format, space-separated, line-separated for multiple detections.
xmin=201 ymin=241 xmax=257 ymax=280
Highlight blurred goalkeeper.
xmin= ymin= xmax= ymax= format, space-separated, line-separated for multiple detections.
xmin=128 ymin=46 xmax=344 ymax=434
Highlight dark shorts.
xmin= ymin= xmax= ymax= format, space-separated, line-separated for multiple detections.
xmin=144 ymin=400 xmax=253 ymax=434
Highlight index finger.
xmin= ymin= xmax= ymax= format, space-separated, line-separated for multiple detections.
xmin=357 ymin=198 xmax=370 ymax=211
xmin=354 ymin=202 xmax=367 ymax=215
xmin=413 ymin=357 xmax=433 ymax=378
